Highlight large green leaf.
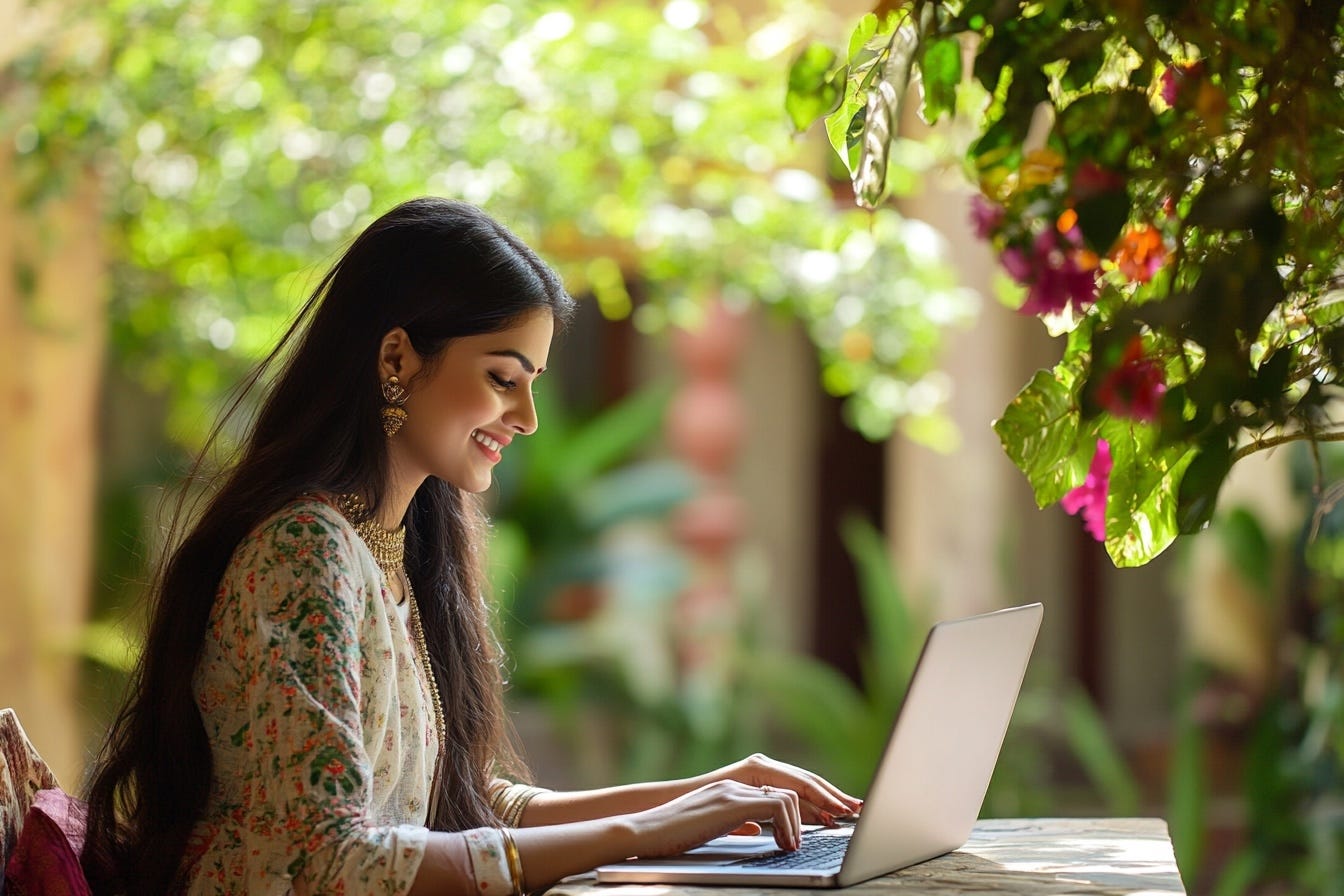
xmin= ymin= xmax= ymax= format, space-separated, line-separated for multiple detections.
xmin=1175 ymin=436 xmax=1233 ymax=534
xmin=1100 ymin=420 xmax=1198 ymax=566
xmin=825 ymin=13 xmax=891 ymax=175
xmin=785 ymin=43 xmax=846 ymax=132
xmin=993 ymin=367 xmax=1086 ymax=507
xmin=918 ymin=37 xmax=962 ymax=125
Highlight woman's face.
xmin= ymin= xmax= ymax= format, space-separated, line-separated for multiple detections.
xmin=391 ymin=310 xmax=554 ymax=493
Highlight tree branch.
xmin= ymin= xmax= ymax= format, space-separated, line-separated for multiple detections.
xmin=1232 ymin=428 xmax=1344 ymax=463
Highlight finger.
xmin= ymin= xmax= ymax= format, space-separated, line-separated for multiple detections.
xmin=747 ymin=756 xmax=857 ymax=812
xmin=760 ymin=764 xmax=855 ymax=816
xmin=729 ymin=822 xmax=763 ymax=837
xmin=760 ymin=786 xmax=800 ymax=850
xmin=792 ymin=767 xmax=862 ymax=812
xmin=798 ymin=796 xmax=839 ymax=827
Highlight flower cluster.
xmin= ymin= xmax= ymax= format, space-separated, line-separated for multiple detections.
xmin=969 ymin=144 xmax=1178 ymax=541
xmin=969 ymin=150 xmax=1173 ymax=323
xmin=1000 ymin=220 xmax=1100 ymax=317
xmin=969 ymin=149 xmax=1107 ymax=318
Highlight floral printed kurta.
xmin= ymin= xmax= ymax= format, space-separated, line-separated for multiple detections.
xmin=184 ymin=497 xmax=433 ymax=895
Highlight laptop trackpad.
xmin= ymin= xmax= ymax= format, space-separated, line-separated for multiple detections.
xmin=680 ymin=833 xmax=786 ymax=859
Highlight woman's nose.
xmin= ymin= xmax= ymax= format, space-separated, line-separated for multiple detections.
xmin=505 ymin=390 xmax=538 ymax=435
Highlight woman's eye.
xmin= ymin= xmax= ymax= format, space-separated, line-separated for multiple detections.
xmin=489 ymin=372 xmax=517 ymax=391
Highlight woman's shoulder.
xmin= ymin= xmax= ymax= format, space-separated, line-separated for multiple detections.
xmin=229 ymin=494 xmax=361 ymax=576
xmin=255 ymin=494 xmax=349 ymax=536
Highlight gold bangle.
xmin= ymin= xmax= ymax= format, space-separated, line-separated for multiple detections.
xmin=501 ymin=829 xmax=526 ymax=896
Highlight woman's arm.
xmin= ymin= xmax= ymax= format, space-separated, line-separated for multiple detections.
xmin=410 ymin=778 xmax=817 ymax=896
xmin=518 ymin=753 xmax=861 ymax=828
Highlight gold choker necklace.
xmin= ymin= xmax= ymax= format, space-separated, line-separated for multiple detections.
xmin=337 ymin=493 xmax=406 ymax=582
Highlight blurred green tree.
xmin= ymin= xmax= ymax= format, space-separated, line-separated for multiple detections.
xmin=7 ymin=0 xmax=975 ymax=448
xmin=1 ymin=0 xmax=976 ymax=780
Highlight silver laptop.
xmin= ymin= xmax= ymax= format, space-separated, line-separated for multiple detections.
xmin=595 ymin=602 xmax=1043 ymax=888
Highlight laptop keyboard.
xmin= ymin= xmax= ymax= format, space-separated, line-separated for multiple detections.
xmin=734 ymin=832 xmax=850 ymax=870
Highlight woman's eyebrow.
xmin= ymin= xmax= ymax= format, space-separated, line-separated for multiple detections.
xmin=487 ymin=349 xmax=537 ymax=373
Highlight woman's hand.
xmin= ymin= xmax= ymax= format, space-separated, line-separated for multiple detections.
xmin=698 ymin=753 xmax=863 ymax=827
xmin=625 ymin=779 xmax=807 ymax=858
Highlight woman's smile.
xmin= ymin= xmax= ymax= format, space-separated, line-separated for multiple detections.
xmin=471 ymin=428 xmax=508 ymax=462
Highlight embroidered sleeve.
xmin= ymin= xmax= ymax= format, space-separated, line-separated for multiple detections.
xmin=198 ymin=502 xmax=428 ymax=894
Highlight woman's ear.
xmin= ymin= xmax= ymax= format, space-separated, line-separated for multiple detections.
xmin=377 ymin=327 xmax=423 ymax=382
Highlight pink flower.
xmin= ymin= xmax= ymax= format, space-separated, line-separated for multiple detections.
xmin=1061 ymin=439 xmax=1112 ymax=542
xmin=1160 ymin=60 xmax=1205 ymax=107
xmin=1000 ymin=246 xmax=1031 ymax=282
xmin=969 ymin=194 xmax=1005 ymax=240
xmin=1097 ymin=337 xmax=1167 ymax=422
xmin=1008 ymin=228 xmax=1101 ymax=316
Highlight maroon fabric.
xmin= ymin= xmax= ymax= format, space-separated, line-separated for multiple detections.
xmin=1 ymin=709 xmax=61 ymax=870
xmin=3 ymin=789 xmax=92 ymax=896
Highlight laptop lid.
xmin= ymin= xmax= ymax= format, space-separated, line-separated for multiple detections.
xmin=595 ymin=602 xmax=1044 ymax=888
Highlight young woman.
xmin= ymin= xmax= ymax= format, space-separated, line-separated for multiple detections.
xmin=82 ymin=198 xmax=860 ymax=895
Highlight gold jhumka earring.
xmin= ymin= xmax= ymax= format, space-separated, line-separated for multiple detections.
xmin=380 ymin=375 xmax=409 ymax=436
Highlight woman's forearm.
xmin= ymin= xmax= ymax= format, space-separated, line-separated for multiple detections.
xmin=409 ymin=816 xmax=640 ymax=896
xmin=519 ymin=775 xmax=711 ymax=826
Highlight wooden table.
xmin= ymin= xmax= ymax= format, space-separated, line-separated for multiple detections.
xmin=544 ymin=818 xmax=1186 ymax=895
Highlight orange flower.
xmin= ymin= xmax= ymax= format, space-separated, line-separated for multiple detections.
xmin=1113 ymin=223 xmax=1166 ymax=283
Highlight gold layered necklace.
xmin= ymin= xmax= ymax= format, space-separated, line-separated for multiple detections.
xmin=335 ymin=493 xmax=446 ymax=822
xmin=337 ymin=494 xmax=406 ymax=590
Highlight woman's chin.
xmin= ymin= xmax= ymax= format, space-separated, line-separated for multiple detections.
xmin=447 ymin=470 xmax=494 ymax=494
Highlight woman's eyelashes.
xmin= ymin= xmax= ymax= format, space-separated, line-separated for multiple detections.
xmin=488 ymin=371 xmax=517 ymax=391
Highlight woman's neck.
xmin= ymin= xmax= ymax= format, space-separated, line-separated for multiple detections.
xmin=380 ymin=453 xmax=426 ymax=529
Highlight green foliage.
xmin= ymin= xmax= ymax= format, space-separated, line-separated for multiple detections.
xmin=739 ymin=515 xmax=928 ymax=791
xmin=7 ymin=0 xmax=974 ymax=451
xmin=1167 ymin=666 xmax=1209 ymax=883
xmin=488 ymin=383 xmax=695 ymax=663
xmin=786 ymin=0 xmax=1344 ymax=565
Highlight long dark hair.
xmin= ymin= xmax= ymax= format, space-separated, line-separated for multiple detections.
xmin=82 ymin=198 xmax=577 ymax=894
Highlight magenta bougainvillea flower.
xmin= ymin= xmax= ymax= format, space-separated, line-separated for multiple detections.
xmin=1002 ymin=227 xmax=1100 ymax=317
xmin=1097 ymin=337 xmax=1167 ymax=422
xmin=1160 ymin=60 xmax=1205 ymax=106
xmin=969 ymin=194 xmax=1005 ymax=240
xmin=1061 ymin=439 xmax=1112 ymax=542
